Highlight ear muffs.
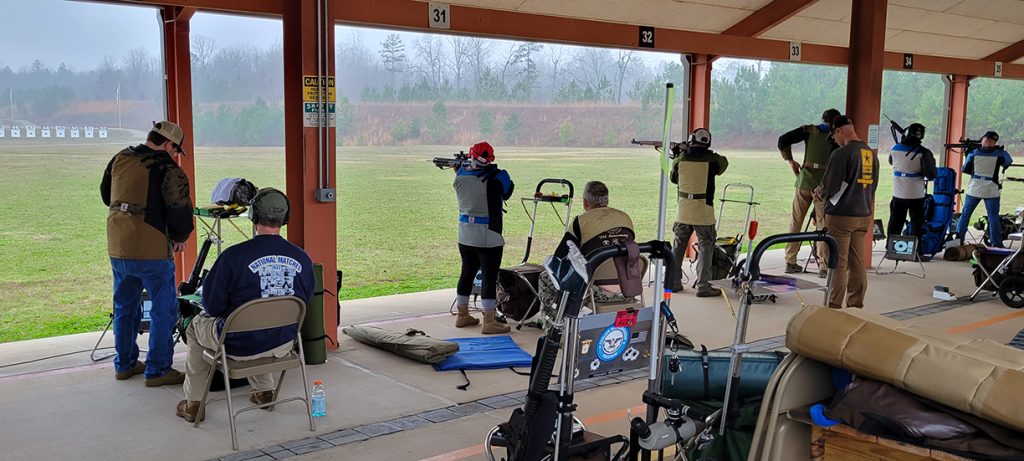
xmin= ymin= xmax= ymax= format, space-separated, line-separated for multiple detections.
xmin=250 ymin=188 xmax=290 ymax=226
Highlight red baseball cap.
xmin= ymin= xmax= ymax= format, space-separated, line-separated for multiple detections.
xmin=469 ymin=141 xmax=495 ymax=165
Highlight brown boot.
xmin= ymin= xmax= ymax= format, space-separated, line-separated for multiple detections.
xmin=175 ymin=400 xmax=205 ymax=423
xmin=455 ymin=304 xmax=479 ymax=328
xmin=481 ymin=310 xmax=510 ymax=335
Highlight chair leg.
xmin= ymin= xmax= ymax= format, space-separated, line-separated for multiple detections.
xmin=298 ymin=343 xmax=315 ymax=431
xmin=193 ymin=363 xmax=218 ymax=429
xmin=221 ymin=359 xmax=238 ymax=450
xmin=269 ymin=369 xmax=286 ymax=412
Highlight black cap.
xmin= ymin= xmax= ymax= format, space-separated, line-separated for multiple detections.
xmin=831 ymin=115 xmax=852 ymax=131
xmin=822 ymin=108 xmax=841 ymax=124
xmin=983 ymin=131 xmax=999 ymax=141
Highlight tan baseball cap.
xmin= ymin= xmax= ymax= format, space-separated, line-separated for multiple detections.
xmin=150 ymin=121 xmax=187 ymax=155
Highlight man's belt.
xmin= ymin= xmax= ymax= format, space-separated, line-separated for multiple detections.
xmin=893 ymin=171 xmax=923 ymax=178
xmin=802 ymin=162 xmax=826 ymax=170
xmin=972 ymin=174 xmax=994 ymax=181
xmin=459 ymin=214 xmax=490 ymax=224
xmin=110 ymin=203 xmax=146 ymax=215
xmin=677 ymin=192 xmax=707 ymax=200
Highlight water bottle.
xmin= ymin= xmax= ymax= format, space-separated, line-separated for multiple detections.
xmin=311 ymin=380 xmax=326 ymax=417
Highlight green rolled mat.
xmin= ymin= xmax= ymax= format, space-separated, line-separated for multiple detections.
xmin=301 ymin=263 xmax=327 ymax=365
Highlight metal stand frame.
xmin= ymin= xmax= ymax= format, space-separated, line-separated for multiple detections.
xmin=874 ymin=254 xmax=926 ymax=278
xmin=719 ymin=232 xmax=838 ymax=436
xmin=969 ymin=246 xmax=1024 ymax=300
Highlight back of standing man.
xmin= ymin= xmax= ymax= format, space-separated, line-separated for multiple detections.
xmin=887 ymin=123 xmax=936 ymax=249
xmin=816 ymin=116 xmax=878 ymax=309
xmin=101 ymin=121 xmax=194 ymax=386
xmin=671 ymin=128 xmax=729 ymax=297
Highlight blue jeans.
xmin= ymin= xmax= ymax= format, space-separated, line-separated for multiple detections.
xmin=110 ymin=257 xmax=179 ymax=378
xmin=956 ymin=195 xmax=1003 ymax=246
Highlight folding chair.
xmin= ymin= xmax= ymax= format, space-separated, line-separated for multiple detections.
xmin=586 ymin=255 xmax=649 ymax=314
xmin=192 ymin=296 xmax=316 ymax=450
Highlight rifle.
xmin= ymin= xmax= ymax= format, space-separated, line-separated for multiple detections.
xmin=631 ymin=138 xmax=684 ymax=158
xmin=431 ymin=151 xmax=469 ymax=169
xmin=883 ymin=113 xmax=904 ymax=145
xmin=178 ymin=235 xmax=214 ymax=297
xmin=176 ymin=235 xmax=214 ymax=344
xmin=631 ymin=138 xmax=682 ymax=151
xmin=944 ymin=138 xmax=1005 ymax=154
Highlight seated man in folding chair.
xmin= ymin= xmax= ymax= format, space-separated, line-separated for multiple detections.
xmin=176 ymin=187 xmax=315 ymax=422
xmin=538 ymin=181 xmax=638 ymax=309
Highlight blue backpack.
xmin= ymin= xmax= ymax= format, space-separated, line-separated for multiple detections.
xmin=915 ymin=167 xmax=957 ymax=256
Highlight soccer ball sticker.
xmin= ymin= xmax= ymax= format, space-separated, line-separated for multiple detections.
xmin=595 ymin=325 xmax=630 ymax=362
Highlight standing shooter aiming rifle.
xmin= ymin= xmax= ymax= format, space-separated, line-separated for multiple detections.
xmin=884 ymin=116 xmax=936 ymax=253
xmin=953 ymin=131 xmax=1013 ymax=247
xmin=439 ymin=142 xmax=516 ymax=334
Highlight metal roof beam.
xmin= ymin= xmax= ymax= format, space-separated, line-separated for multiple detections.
xmin=722 ymin=0 xmax=819 ymax=37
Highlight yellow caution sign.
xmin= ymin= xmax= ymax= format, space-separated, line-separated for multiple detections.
xmin=302 ymin=75 xmax=336 ymax=102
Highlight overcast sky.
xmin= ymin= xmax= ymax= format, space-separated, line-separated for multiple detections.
xmin=0 ymin=0 xmax=685 ymax=71
xmin=0 ymin=1 xmax=284 ymax=70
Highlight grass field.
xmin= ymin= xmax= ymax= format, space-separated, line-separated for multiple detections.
xmin=5 ymin=140 xmax=995 ymax=343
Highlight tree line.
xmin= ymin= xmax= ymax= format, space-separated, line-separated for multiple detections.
xmin=1 ymin=28 xmax=1020 ymax=149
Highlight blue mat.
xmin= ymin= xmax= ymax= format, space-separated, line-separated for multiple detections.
xmin=433 ymin=336 xmax=533 ymax=371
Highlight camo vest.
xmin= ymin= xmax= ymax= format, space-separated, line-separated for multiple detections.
xmin=103 ymin=145 xmax=194 ymax=259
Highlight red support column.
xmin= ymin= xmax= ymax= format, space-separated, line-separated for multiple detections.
xmin=162 ymin=6 xmax=197 ymax=283
xmin=945 ymin=74 xmax=970 ymax=209
xmin=845 ymin=0 xmax=887 ymax=267
xmin=284 ymin=0 xmax=339 ymax=348
xmin=688 ymin=54 xmax=712 ymax=131
xmin=683 ymin=54 xmax=712 ymax=259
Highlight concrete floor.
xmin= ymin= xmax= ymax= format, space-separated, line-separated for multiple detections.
xmin=2 ymin=247 xmax=1023 ymax=461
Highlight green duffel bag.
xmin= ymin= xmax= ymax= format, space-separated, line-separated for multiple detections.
xmin=342 ymin=325 xmax=459 ymax=365
xmin=661 ymin=346 xmax=785 ymax=401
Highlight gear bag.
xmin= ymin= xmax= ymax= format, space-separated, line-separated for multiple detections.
xmin=210 ymin=177 xmax=257 ymax=207
xmin=917 ymin=167 xmax=956 ymax=256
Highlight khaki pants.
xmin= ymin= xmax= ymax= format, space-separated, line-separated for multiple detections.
xmin=824 ymin=214 xmax=871 ymax=309
xmin=183 ymin=315 xmax=279 ymax=401
xmin=785 ymin=188 xmax=828 ymax=266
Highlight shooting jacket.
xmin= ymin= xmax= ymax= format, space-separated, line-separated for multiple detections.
xmin=101 ymin=144 xmax=194 ymax=259
xmin=778 ymin=124 xmax=837 ymax=190
xmin=553 ymin=206 xmax=635 ymax=258
xmin=963 ymin=148 xmax=1013 ymax=199
xmin=889 ymin=142 xmax=936 ymax=200
xmin=454 ymin=164 xmax=514 ymax=248
xmin=671 ymin=147 xmax=729 ymax=226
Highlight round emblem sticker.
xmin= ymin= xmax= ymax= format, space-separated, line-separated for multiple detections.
xmin=596 ymin=326 xmax=630 ymax=362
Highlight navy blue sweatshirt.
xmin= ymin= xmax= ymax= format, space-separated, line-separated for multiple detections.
xmin=201 ymin=234 xmax=315 ymax=356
